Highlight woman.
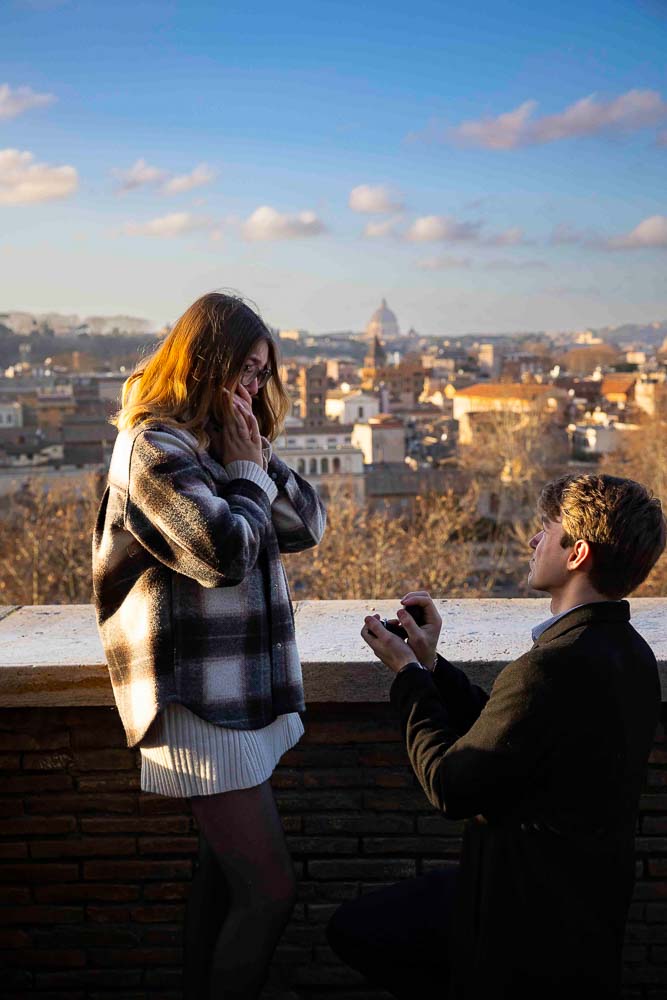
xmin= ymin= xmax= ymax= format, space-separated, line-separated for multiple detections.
xmin=92 ymin=292 xmax=326 ymax=999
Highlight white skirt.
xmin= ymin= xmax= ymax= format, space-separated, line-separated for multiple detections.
xmin=139 ymin=702 xmax=304 ymax=798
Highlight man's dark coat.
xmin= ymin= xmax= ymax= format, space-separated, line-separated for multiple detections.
xmin=390 ymin=601 xmax=660 ymax=999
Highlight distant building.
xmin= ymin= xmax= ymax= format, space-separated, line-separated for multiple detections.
xmin=351 ymin=414 xmax=405 ymax=465
xmin=326 ymin=391 xmax=380 ymax=425
xmin=365 ymin=298 xmax=400 ymax=342
xmin=273 ymin=424 xmax=365 ymax=502
xmin=452 ymin=383 xmax=568 ymax=425
xmin=297 ymin=363 xmax=328 ymax=428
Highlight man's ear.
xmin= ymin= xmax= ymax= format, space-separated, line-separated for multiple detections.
xmin=567 ymin=539 xmax=591 ymax=572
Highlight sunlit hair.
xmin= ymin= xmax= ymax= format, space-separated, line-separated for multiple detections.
xmin=538 ymin=473 xmax=666 ymax=599
xmin=114 ymin=292 xmax=289 ymax=445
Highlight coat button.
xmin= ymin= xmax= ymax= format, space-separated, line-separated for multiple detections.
xmin=276 ymin=642 xmax=282 ymax=649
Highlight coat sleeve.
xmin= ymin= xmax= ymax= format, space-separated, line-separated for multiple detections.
xmin=265 ymin=451 xmax=327 ymax=553
xmin=430 ymin=654 xmax=489 ymax=733
xmin=124 ymin=427 xmax=276 ymax=587
xmin=390 ymin=653 xmax=554 ymax=820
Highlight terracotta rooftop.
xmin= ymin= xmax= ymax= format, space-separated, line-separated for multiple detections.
xmin=600 ymin=374 xmax=637 ymax=396
xmin=454 ymin=383 xmax=559 ymax=399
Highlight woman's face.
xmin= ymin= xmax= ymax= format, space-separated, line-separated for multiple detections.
xmin=236 ymin=339 xmax=271 ymax=398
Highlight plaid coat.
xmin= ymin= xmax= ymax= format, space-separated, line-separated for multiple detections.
xmin=92 ymin=422 xmax=326 ymax=747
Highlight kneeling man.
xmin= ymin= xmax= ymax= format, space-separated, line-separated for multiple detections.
xmin=328 ymin=474 xmax=665 ymax=1000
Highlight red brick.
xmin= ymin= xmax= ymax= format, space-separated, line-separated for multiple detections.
xmin=643 ymin=816 xmax=667 ymax=835
xmin=280 ymin=815 xmax=302 ymax=833
xmin=0 ymin=948 xmax=85 ymax=967
xmin=303 ymin=769 xmax=363 ymax=788
xmin=363 ymin=836 xmax=460 ymax=855
xmin=0 ymin=904 xmax=82 ymax=925
xmin=0 ymin=886 xmax=31 ymax=904
xmin=138 ymin=796 xmax=192 ymax=816
xmin=80 ymin=816 xmax=190 ymax=835
xmin=304 ymin=812 xmax=413 ymax=835
xmin=137 ymin=836 xmax=198 ymax=856
xmin=0 ymin=799 xmax=24 ymax=818
xmin=85 ymin=904 xmax=132 ymax=923
xmin=143 ymin=882 xmax=190 ymax=902
xmin=3 ymin=773 xmax=73 ymax=793
xmin=363 ymin=788 xmax=430 ymax=811
xmin=30 ymin=837 xmax=136 ymax=859
xmin=23 ymin=751 xmax=74 ymax=771
xmin=0 ymin=843 xmax=28 ymax=859
xmin=0 ymin=753 xmax=20 ymax=768
xmin=83 ymin=859 xmax=191 ymax=881
xmin=286 ymin=836 xmax=357 ymax=856
xmin=2 ymin=815 xmax=77 ymax=836
xmin=87 ymin=946 xmax=181 ymax=967
xmin=26 ymin=793 xmax=136 ymax=815
xmin=358 ymin=744 xmax=410 ymax=766
xmin=274 ymin=790 xmax=363 ymax=812
xmin=302 ymin=720 xmax=400 ymax=744
xmin=129 ymin=904 xmax=184 ymax=923
xmin=34 ymin=969 xmax=141 ymax=989
xmin=270 ymin=768 xmax=302 ymax=788
xmin=34 ymin=883 xmax=139 ymax=903
xmin=70 ymin=724 xmax=128 ymax=750
xmin=0 ymin=863 xmax=78 ymax=883
xmin=34 ymin=925 xmax=140 ymax=948
xmin=0 ymin=730 xmax=70 ymax=751
xmin=73 ymin=749 xmax=136 ymax=771
xmin=0 ymin=929 xmax=31 ymax=948
xmin=76 ymin=774 xmax=141 ymax=793
xmin=280 ymin=747 xmax=358 ymax=767
xmin=143 ymin=926 xmax=183 ymax=946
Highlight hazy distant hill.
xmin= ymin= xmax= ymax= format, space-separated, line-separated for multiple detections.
xmin=0 ymin=312 xmax=155 ymax=336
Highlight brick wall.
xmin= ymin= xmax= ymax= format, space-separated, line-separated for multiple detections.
xmin=0 ymin=703 xmax=665 ymax=1000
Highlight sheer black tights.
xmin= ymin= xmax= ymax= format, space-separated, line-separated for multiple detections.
xmin=184 ymin=780 xmax=296 ymax=1000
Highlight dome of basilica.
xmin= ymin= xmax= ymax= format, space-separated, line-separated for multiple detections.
xmin=365 ymin=298 xmax=400 ymax=341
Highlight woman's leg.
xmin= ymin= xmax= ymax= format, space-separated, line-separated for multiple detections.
xmin=183 ymin=831 xmax=229 ymax=1000
xmin=188 ymin=779 xmax=297 ymax=1000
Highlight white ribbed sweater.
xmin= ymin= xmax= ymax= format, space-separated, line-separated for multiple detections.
xmin=140 ymin=703 xmax=304 ymax=797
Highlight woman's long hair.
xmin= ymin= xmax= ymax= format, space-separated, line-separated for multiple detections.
xmin=115 ymin=292 xmax=289 ymax=444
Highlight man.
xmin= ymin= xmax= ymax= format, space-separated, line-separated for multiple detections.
xmin=327 ymin=474 xmax=665 ymax=1000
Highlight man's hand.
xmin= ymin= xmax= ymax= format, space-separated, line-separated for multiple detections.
xmin=361 ymin=614 xmax=418 ymax=674
xmin=394 ymin=591 xmax=442 ymax=669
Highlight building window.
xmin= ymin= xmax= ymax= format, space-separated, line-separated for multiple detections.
xmin=321 ymin=457 xmax=329 ymax=474
xmin=309 ymin=457 xmax=318 ymax=475
xmin=298 ymin=459 xmax=306 ymax=474
xmin=333 ymin=457 xmax=341 ymax=472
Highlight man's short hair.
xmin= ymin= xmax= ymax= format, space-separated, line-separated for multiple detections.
xmin=538 ymin=474 xmax=666 ymax=599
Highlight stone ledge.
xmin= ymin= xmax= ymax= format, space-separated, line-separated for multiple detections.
xmin=0 ymin=599 xmax=666 ymax=708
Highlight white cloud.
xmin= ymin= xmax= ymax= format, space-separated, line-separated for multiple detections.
xmin=349 ymin=184 xmax=404 ymax=214
xmin=484 ymin=226 xmax=526 ymax=246
xmin=112 ymin=158 xmax=167 ymax=192
xmin=406 ymin=215 xmax=481 ymax=242
xmin=0 ymin=148 xmax=78 ymax=205
xmin=242 ymin=205 xmax=326 ymax=241
xmin=450 ymin=89 xmax=667 ymax=149
xmin=363 ymin=217 xmax=403 ymax=239
xmin=483 ymin=259 xmax=548 ymax=271
xmin=607 ymin=215 xmax=667 ymax=249
xmin=162 ymin=163 xmax=215 ymax=195
xmin=417 ymin=255 xmax=472 ymax=270
xmin=0 ymin=83 xmax=56 ymax=121
xmin=123 ymin=212 xmax=212 ymax=238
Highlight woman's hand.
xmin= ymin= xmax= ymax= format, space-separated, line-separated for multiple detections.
xmin=208 ymin=390 xmax=263 ymax=467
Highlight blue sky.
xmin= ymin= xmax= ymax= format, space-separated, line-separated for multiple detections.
xmin=1 ymin=0 xmax=666 ymax=335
